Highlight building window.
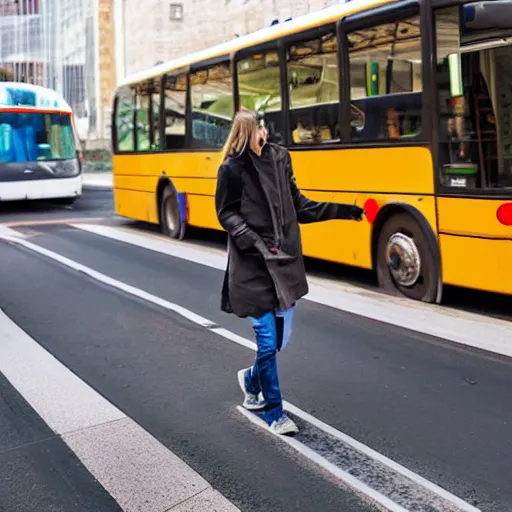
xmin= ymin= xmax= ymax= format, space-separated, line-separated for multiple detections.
xmin=163 ymin=73 xmax=187 ymax=150
xmin=237 ymin=51 xmax=283 ymax=144
xmin=190 ymin=63 xmax=233 ymax=149
xmin=348 ymin=14 xmax=422 ymax=142
xmin=170 ymin=3 xmax=183 ymax=21
xmin=114 ymin=87 xmax=135 ymax=152
xmin=287 ymin=30 xmax=339 ymax=145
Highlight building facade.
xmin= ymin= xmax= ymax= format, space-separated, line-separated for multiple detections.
xmin=0 ymin=0 xmax=115 ymax=145
xmin=115 ymin=0 xmax=344 ymax=81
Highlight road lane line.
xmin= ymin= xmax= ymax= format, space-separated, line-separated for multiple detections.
xmin=3 ymin=217 xmax=107 ymax=228
xmin=0 ymin=230 xmax=481 ymax=512
xmin=0 ymin=309 xmax=239 ymax=512
xmin=237 ymin=407 xmax=410 ymax=512
xmin=0 ymin=307 xmax=125 ymax=434
xmin=71 ymin=223 xmax=512 ymax=358
xmin=283 ymin=402 xmax=479 ymax=511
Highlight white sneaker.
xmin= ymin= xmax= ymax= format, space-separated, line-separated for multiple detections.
xmin=269 ymin=415 xmax=299 ymax=435
xmin=237 ymin=368 xmax=266 ymax=411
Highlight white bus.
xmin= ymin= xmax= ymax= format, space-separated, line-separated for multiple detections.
xmin=0 ymin=82 xmax=82 ymax=204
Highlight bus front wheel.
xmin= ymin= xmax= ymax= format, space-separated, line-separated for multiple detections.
xmin=376 ymin=213 xmax=440 ymax=303
xmin=160 ymin=186 xmax=184 ymax=240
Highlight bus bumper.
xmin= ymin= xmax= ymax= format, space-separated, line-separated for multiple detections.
xmin=0 ymin=175 xmax=83 ymax=201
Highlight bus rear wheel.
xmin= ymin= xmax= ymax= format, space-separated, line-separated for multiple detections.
xmin=376 ymin=213 xmax=440 ymax=303
xmin=160 ymin=186 xmax=184 ymax=239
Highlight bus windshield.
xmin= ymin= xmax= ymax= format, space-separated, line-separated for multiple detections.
xmin=436 ymin=2 xmax=512 ymax=188
xmin=0 ymin=112 xmax=76 ymax=163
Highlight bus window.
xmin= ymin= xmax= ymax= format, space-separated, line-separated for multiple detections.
xmin=135 ymin=89 xmax=150 ymax=152
xmin=436 ymin=5 xmax=512 ymax=189
xmin=190 ymin=63 xmax=233 ymax=149
xmin=237 ymin=51 xmax=283 ymax=144
xmin=114 ymin=87 xmax=135 ymax=152
xmin=163 ymin=73 xmax=187 ymax=151
xmin=287 ymin=31 xmax=340 ymax=145
xmin=151 ymin=86 xmax=160 ymax=150
xmin=347 ymin=15 xmax=422 ymax=142
xmin=0 ymin=112 xmax=76 ymax=162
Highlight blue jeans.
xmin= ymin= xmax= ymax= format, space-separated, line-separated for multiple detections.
xmin=245 ymin=307 xmax=295 ymax=425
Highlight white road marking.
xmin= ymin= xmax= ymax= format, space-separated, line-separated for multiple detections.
xmin=71 ymin=223 xmax=512 ymax=358
xmin=0 ymin=229 xmax=481 ymax=512
xmin=0 ymin=224 xmax=27 ymax=238
xmin=0 ymin=308 xmax=239 ymax=512
xmin=4 ymin=217 xmax=106 ymax=228
xmin=283 ymin=402 xmax=479 ymax=511
xmin=237 ymin=407 xmax=410 ymax=512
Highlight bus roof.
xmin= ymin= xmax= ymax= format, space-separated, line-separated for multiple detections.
xmin=118 ymin=0 xmax=397 ymax=89
xmin=0 ymin=82 xmax=72 ymax=113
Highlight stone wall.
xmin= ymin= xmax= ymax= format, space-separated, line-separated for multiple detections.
xmin=120 ymin=0 xmax=342 ymax=78
xmin=98 ymin=0 xmax=116 ymax=141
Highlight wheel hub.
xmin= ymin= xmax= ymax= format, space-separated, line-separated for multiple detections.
xmin=385 ymin=233 xmax=421 ymax=287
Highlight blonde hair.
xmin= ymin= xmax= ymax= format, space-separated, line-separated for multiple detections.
xmin=222 ymin=107 xmax=258 ymax=161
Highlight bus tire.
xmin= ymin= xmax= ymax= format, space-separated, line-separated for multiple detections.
xmin=376 ymin=213 xmax=440 ymax=303
xmin=160 ymin=186 xmax=184 ymax=239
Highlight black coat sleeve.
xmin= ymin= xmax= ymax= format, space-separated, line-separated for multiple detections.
xmin=285 ymin=152 xmax=364 ymax=224
xmin=215 ymin=163 xmax=261 ymax=251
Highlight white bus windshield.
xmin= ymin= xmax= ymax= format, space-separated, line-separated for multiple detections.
xmin=0 ymin=112 xmax=76 ymax=163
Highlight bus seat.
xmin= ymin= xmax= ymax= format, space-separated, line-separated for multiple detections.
xmin=24 ymin=125 xmax=38 ymax=161
xmin=192 ymin=119 xmax=208 ymax=143
xmin=11 ymin=128 xmax=28 ymax=162
xmin=165 ymin=134 xmax=186 ymax=149
xmin=0 ymin=124 xmax=14 ymax=162
xmin=51 ymin=124 xmax=61 ymax=158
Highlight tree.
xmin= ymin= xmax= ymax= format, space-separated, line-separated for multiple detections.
xmin=0 ymin=68 xmax=13 ymax=81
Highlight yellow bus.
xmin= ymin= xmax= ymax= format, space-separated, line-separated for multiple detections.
xmin=112 ymin=0 xmax=512 ymax=303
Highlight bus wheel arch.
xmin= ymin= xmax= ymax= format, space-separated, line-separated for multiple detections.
xmin=371 ymin=203 xmax=442 ymax=304
xmin=157 ymin=177 xmax=186 ymax=240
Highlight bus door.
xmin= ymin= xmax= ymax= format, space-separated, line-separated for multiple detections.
xmin=434 ymin=2 xmax=512 ymax=293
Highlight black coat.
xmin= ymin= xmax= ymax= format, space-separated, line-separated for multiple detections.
xmin=215 ymin=143 xmax=363 ymax=318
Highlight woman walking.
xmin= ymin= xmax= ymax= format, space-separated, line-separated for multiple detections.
xmin=215 ymin=109 xmax=364 ymax=435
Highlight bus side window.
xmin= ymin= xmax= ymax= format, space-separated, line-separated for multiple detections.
xmin=114 ymin=87 xmax=135 ymax=152
xmin=287 ymin=30 xmax=340 ymax=145
xmin=435 ymin=7 xmax=512 ymax=189
xmin=163 ymin=73 xmax=187 ymax=151
xmin=150 ymin=77 xmax=161 ymax=150
xmin=135 ymin=86 xmax=151 ymax=152
xmin=347 ymin=14 xmax=423 ymax=142
xmin=237 ymin=51 xmax=284 ymax=144
xmin=190 ymin=63 xmax=233 ymax=149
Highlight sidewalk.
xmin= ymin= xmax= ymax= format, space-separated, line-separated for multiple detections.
xmin=0 ymin=303 xmax=240 ymax=512
xmin=0 ymin=371 xmax=121 ymax=512
xmin=82 ymin=172 xmax=113 ymax=190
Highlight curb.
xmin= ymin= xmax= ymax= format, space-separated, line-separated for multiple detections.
xmin=82 ymin=182 xmax=113 ymax=191
xmin=82 ymin=173 xmax=113 ymax=191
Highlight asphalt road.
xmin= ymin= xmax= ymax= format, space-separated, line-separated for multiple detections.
xmin=0 ymin=188 xmax=511 ymax=511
